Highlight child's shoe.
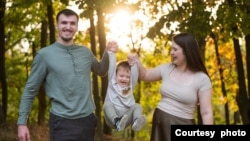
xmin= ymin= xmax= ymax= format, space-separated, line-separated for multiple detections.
xmin=114 ymin=115 xmax=128 ymax=131
xmin=132 ymin=115 xmax=146 ymax=131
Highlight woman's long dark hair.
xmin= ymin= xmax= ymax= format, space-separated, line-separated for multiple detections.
xmin=172 ymin=33 xmax=209 ymax=76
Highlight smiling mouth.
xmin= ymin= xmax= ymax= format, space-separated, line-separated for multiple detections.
xmin=120 ymin=83 xmax=127 ymax=86
xmin=63 ymin=31 xmax=72 ymax=34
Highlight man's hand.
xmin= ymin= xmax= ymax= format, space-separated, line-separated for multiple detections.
xmin=18 ymin=125 xmax=31 ymax=141
xmin=107 ymin=40 xmax=119 ymax=53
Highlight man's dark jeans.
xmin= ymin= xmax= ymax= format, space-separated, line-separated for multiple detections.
xmin=49 ymin=112 xmax=97 ymax=141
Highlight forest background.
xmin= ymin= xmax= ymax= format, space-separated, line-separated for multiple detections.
xmin=0 ymin=0 xmax=250 ymax=141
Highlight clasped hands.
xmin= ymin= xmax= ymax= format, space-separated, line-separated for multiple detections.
xmin=107 ymin=40 xmax=138 ymax=66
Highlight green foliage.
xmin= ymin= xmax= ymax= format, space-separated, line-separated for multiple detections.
xmin=2 ymin=0 xmax=250 ymax=140
xmin=205 ymin=36 xmax=241 ymax=124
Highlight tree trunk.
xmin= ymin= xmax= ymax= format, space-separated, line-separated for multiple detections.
xmin=96 ymin=7 xmax=109 ymax=138
xmin=37 ymin=2 xmax=55 ymax=125
xmin=47 ymin=2 xmax=55 ymax=43
xmin=37 ymin=20 xmax=48 ymax=125
xmin=243 ymin=34 xmax=250 ymax=124
xmin=233 ymin=38 xmax=250 ymax=124
xmin=89 ymin=12 xmax=103 ymax=140
xmin=210 ymin=33 xmax=230 ymax=124
xmin=0 ymin=0 xmax=7 ymax=127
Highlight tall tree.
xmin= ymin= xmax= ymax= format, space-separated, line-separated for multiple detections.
xmin=37 ymin=20 xmax=47 ymax=125
xmin=0 ymin=0 xmax=7 ymax=127
xmin=210 ymin=32 xmax=230 ymax=124
xmin=38 ymin=0 xmax=56 ymax=125
xmin=96 ymin=5 xmax=108 ymax=139
xmin=241 ymin=0 xmax=250 ymax=124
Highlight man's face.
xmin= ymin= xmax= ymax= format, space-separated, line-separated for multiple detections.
xmin=57 ymin=14 xmax=78 ymax=43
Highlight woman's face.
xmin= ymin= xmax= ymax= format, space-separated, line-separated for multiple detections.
xmin=170 ymin=41 xmax=186 ymax=66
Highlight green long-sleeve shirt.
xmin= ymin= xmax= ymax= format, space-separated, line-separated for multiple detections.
xmin=17 ymin=42 xmax=109 ymax=125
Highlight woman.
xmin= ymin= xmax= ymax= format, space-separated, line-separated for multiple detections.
xmin=129 ymin=33 xmax=213 ymax=141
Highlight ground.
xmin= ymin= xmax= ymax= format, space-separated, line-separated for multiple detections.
xmin=0 ymin=124 xmax=144 ymax=141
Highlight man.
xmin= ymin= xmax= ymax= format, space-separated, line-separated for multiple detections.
xmin=17 ymin=9 xmax=118 ymax=141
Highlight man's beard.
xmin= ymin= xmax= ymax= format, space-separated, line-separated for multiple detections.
xmin=61 ymin=36 xmax=72 ymax=42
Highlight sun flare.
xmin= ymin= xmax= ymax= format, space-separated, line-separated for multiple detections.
xmin=106 ymin=10 xmax=133 ymax=51
xmin=68 ymin=3 xmax=154 ymax=53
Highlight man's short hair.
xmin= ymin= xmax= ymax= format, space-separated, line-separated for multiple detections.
xmin=56 ymin=9 xmax=79 ymax=22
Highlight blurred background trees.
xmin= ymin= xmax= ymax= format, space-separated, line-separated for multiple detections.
xmin=0 ymin=0 xmax=250 ymax=140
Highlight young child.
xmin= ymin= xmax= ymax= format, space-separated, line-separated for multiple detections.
xmin=103 ymin=51 xmax=146 ymax=131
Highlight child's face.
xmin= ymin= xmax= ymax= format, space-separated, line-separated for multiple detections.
xmin=116 ymin=67 xmax=131 ymax=88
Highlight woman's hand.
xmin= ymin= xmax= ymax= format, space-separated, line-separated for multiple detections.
xmin=127 ymin=53 xmax=138 ymax=66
